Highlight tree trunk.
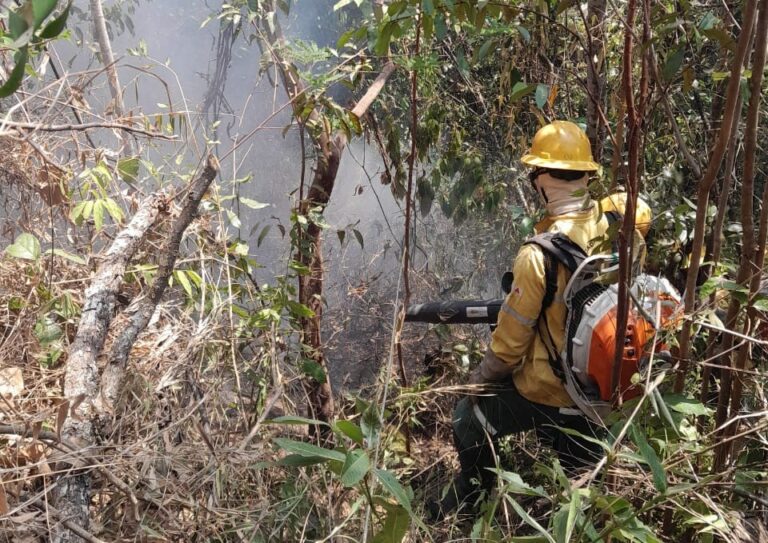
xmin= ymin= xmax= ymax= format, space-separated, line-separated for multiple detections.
xmin=673 ymin=0 xmax=758 ymax=392
xmin=713 ymin=1 xmax=768 ymax=470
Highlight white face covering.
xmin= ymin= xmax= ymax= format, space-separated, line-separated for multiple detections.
xmin=533 ymin=172 xmax=591 ymax=216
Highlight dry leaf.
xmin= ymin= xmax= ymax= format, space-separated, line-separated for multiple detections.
xmin=0 ymin=367 xmax=23 ymax=397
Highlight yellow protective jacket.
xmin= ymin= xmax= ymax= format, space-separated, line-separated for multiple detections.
xmin=489 ymin=203 xmax=612 ymax=407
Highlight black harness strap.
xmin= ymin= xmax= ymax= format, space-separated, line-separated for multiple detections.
xmin=523 ymin=232 xmax=588 ymax=379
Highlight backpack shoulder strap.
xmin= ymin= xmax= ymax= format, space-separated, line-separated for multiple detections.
xmin=524 ymin=233 xmax=587 ymax=311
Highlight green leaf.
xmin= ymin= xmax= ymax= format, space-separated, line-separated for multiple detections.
xmin=352 ymin=229 xmax=364 ymax=250
xmin=505 ymin=496 xmax=556 ymax=543
xmin=371 ymin=504 xmax=410 ymax=543
xmin=663 ymin=394 xmax=713 ymax=417
xmin=9 ymin=7 xmax=30 ymax=40
xmin=422 ymin=0 xmax=434 ymax=15
xmin=43 ymin=248 xmax=85 ymax=265
xmin=662 ymin=48 xmax=685 ymax=80
xmin=239 ymin=198 xmax=269 ymax=210
xmin=496 ymin=470 xmax=548 ymax=498
xmin=117 ymin=156 xmax=140 ymax=183
xmin=0 ymin=48 xmax=29 ymax=98
xmin=334 ymin=420 xmax=364 ymax=445
xmin=270 ymin=415 xmax=330 ymax=426
xmin=374 ymin=469 xmax=427 ymax=530
xmin=34 ymin=315 xmax=62 ymax=345
xmin=93 ymin=200 xmax=104 ymax=231
xmin=629 ymin=423 xmax=667 ymax=493
xmin=226 ymin=209 xmax=242 ymax=229
xmin=174 ymin=270 xmax=193 ymax=298
xmin=301 ymin=359 xmax=327 ymax=383
xmin=510 ymin=82 xmax=536 ymax=102
xmin=341 ymin=450 xmax=370 ymax=487
xmin=32 ymin=0 xmax=58 ymax=29
xmin=553 ymin=491 xmax=580 ymax=543
xmin=103 ymin=198 xmax=124 ymax=223
xmin=273 ymin=437 xmax=345 ymax=462
xmin=38 ymin=0 xmax=71 ymax=39
xmin=5 ymin=232 xmax=41 ymax=260
xmin=276 ymin=454 xmax=328 ymax=467
xmin=535 ymin=84 xmax=549 ymax=109
xmin=516 ymin=25 xmax=530 ymax=43
xmin=257 ymin=225 xmax=271 ymax=247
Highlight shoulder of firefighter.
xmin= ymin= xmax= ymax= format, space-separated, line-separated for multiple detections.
xmin=484 ymin=199 xmax=650 ymax=408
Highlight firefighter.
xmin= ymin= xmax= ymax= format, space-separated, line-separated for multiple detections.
xmin=430 ymin=121 xmax=651 ymax=519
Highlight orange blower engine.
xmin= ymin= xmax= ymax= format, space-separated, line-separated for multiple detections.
xmin=561 ymin=255 xmax=682 ymax=423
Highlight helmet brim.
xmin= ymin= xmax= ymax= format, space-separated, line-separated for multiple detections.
xmin=521 ymin=154 xmax=600 ymax=172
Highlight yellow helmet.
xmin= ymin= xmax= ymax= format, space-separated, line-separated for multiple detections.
xmin=600 ymin=193 xmax=652 ymax=237
xmin=521 ymin=121 xmax=600 ymax=172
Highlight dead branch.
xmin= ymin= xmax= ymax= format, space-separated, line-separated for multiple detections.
xmin=53 ymin=191 xmax=168 ymax=542
xmin=0 ymin=120 xmax=175 ymax=139
xmin=100 ymin=155 xmax=220 ymax=415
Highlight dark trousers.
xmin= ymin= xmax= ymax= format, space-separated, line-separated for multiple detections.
xmin=452 ymin=380 xmax=603 ymax=494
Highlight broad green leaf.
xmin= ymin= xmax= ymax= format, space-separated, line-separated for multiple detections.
xmin=32 ymin=0 xmax=58 ymax=28
xmin=39 ymin=0 xmax=71 ymax=39
xmin=0 ymin=48 xmax=29 ymax=98
xmin=496 ymin=470 xmax=548 ymax=498
xmin=103 ymin=198 xmax=124 ymax=223
xmin=9 ymin=7 xmax=30 ymax=40
xmin=662 ymin=48 xmax=685 ymax=80
xmin=5 ymin=233 xmax=41 ymax=260
xmin=334 ymin=420 xmax=364 ymax=445
xmin=340 ymin=450 xmax=370 ymax=487
xmin=371 ymin=504 xmax=409 ymax=543
xmin=273 ymin=437 xmax=345 ymax=462
xmin=374 ymin=469 xmax=427 ymax=531
xmin=664 ymin=394 xmax=713 ymax=416
xmin=117 ymin=156 xmax=140 ymax=183
xmin=510 ymin=82 xmax=536 ymax=102
xmin=34 ymin=315 xmax=62 ymax=345
xmin=422 ymin=0 xmax=434 ymax=16
xmin=629 ymin=423 xmax=667 ymax=493
xmin=226 ymin=209 xmax=242 ymax=229
xmin=276 ymin=454 xmax=327 ymax=467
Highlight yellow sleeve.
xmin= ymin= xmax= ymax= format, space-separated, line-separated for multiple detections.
xmin=490 ymin=244 xmax=546 ymax=368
